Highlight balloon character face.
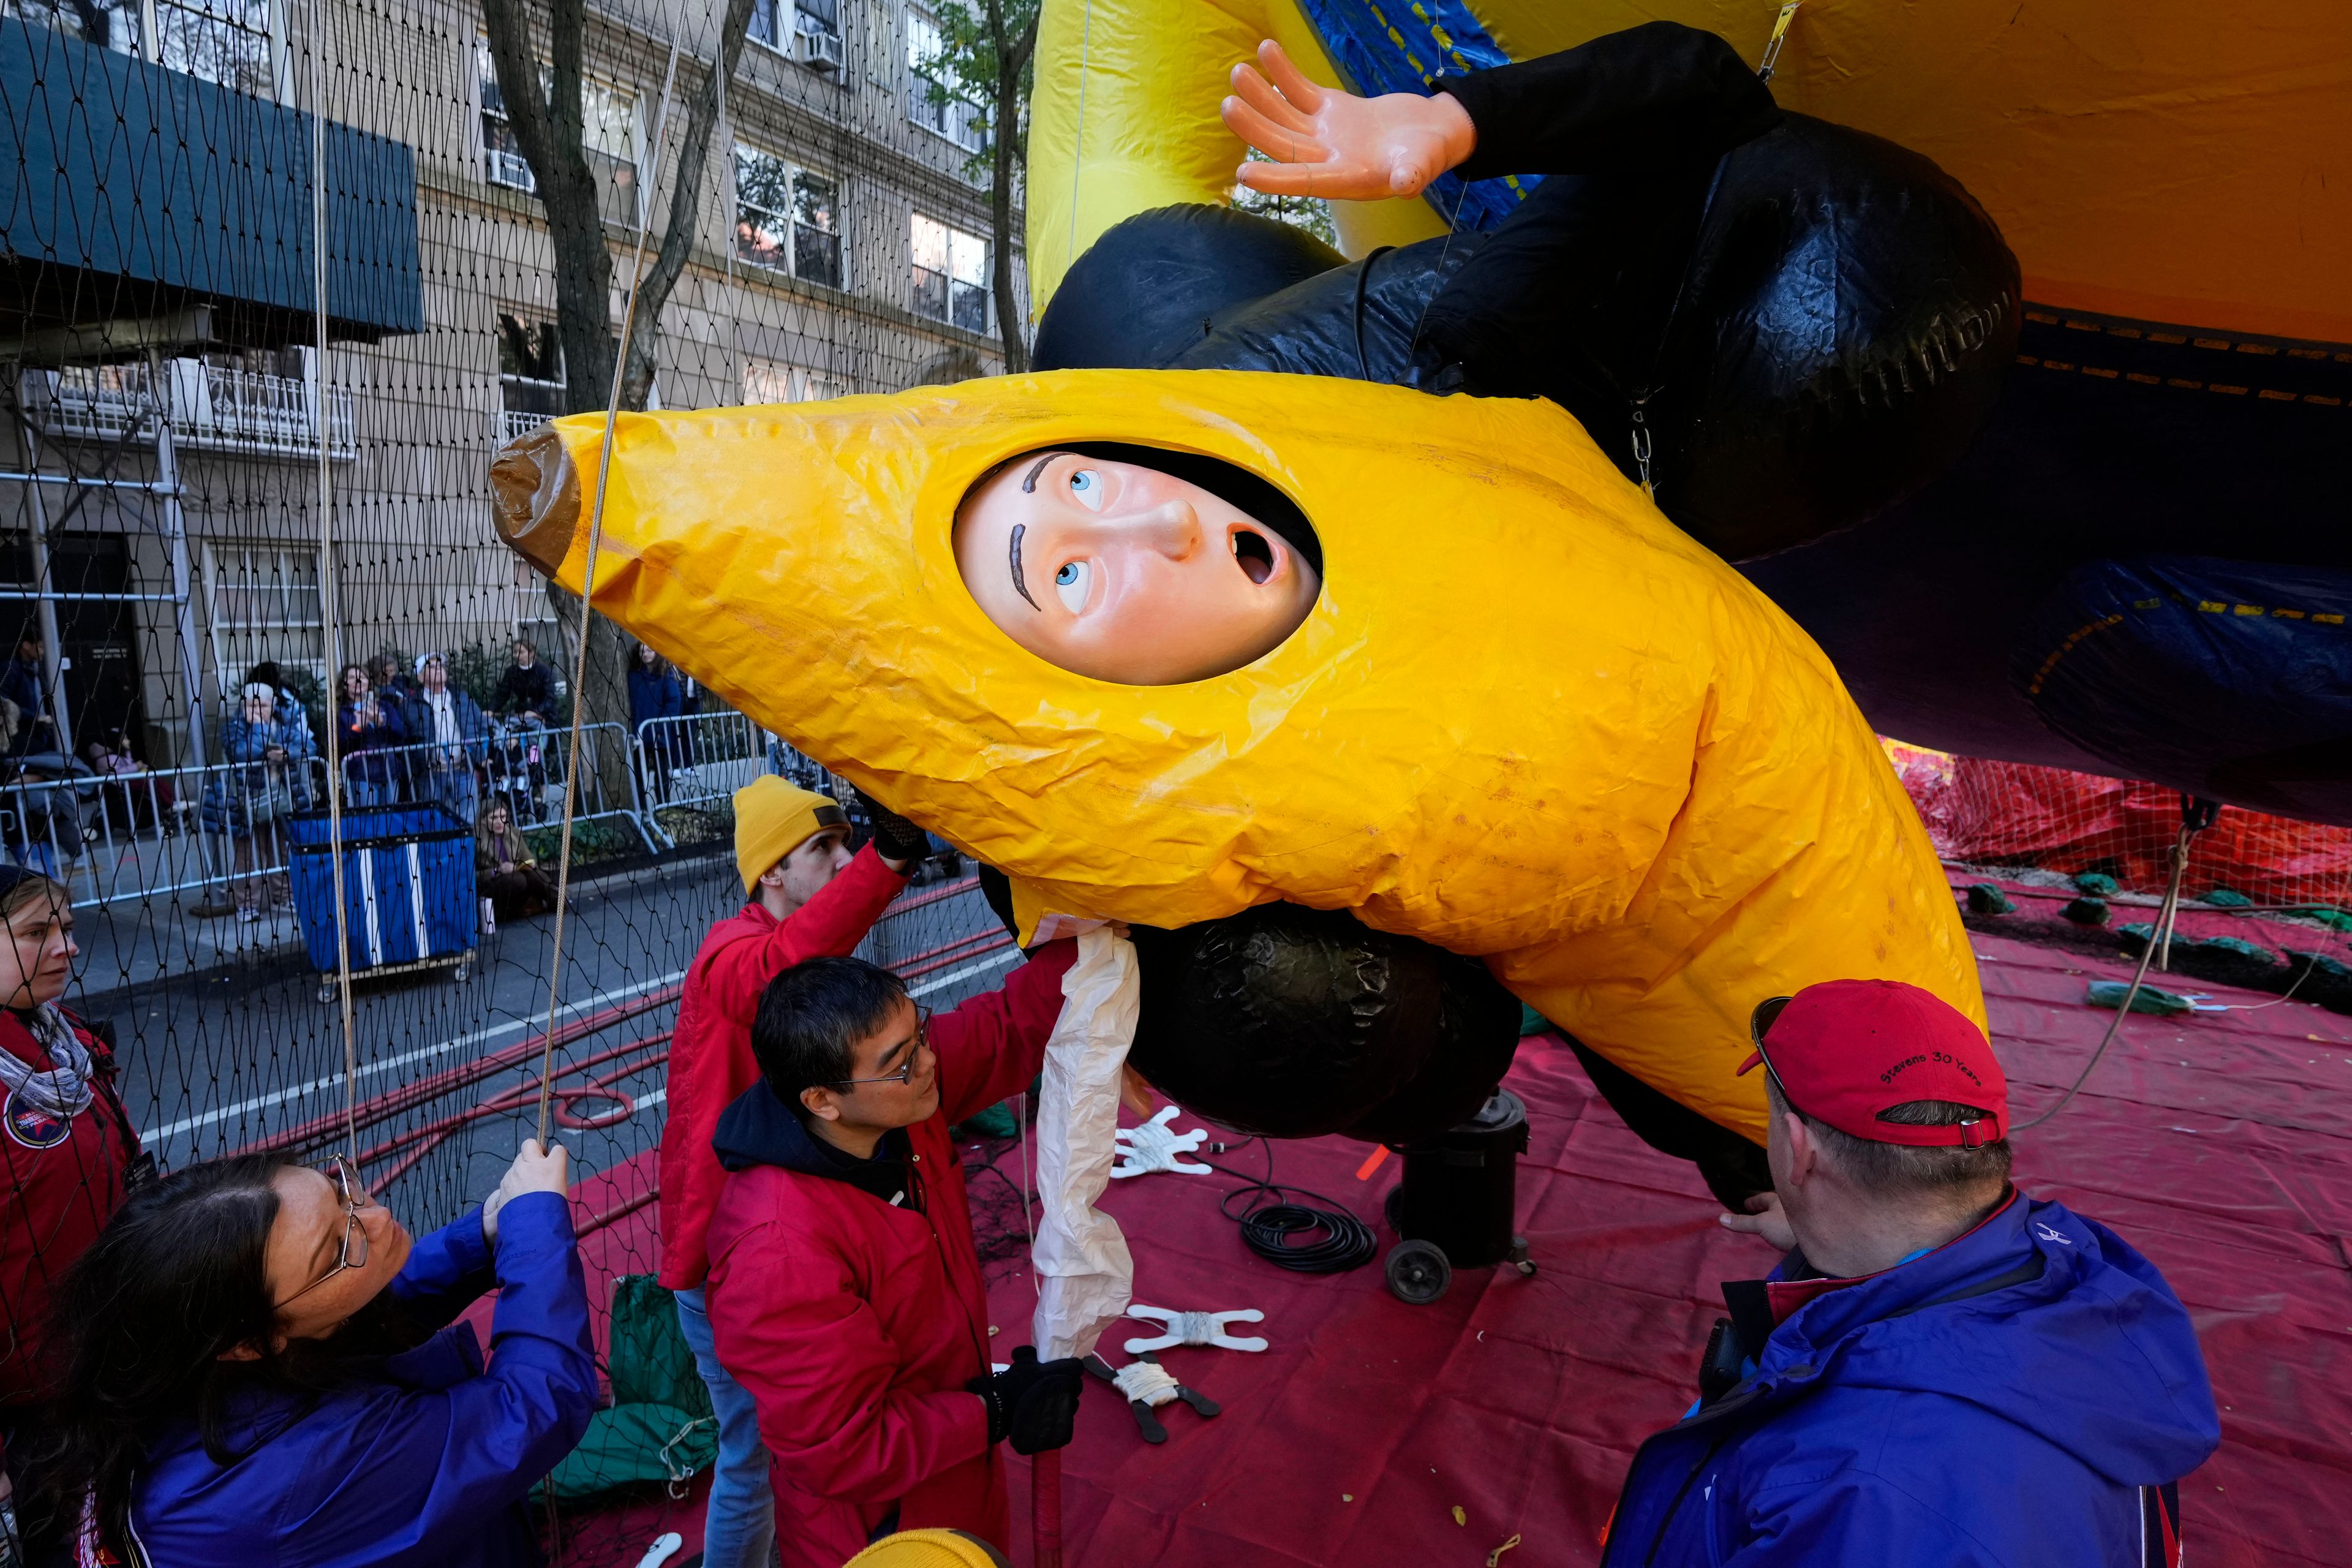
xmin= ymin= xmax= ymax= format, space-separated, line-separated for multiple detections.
xmin=953 ymin=449 xmax=1321 ymax=685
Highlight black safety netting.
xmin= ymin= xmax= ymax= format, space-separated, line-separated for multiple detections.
xmin=0 ymin=0 xmax=1050 ymax=1536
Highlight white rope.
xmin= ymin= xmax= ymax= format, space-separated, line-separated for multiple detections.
xmin=534 ymin=39 xmax=684 ymax=1145
xmin=1109 ymin=1359 xmax=1182 ymax=1408
xmin=2016 ymin=820 xmax=2196 ymax=1132
xmin=306 ymin=0 xmax=358 ymax=1159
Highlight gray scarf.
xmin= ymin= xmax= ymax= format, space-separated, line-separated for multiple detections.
xmin=0 ymin=1002 xmax=94 ymax=1119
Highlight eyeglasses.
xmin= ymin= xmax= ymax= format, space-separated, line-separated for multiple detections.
xmin=274 ymin=1155 xmax=374 ymax=1309
xmin=832 ymin=1006 xmax=932 ymax=1089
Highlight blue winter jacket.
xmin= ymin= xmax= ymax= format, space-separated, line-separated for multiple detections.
xmin=128 ymin=1192 xmax=597 ymax=1568
xmin=1602 ymin=1193 xmax=2219 ymax=1568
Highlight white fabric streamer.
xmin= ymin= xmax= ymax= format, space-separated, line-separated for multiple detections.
xmin=1030 ymin=924 xmax=1140 ymax=1362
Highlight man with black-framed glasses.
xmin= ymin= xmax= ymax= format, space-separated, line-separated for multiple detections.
xmin=699 ymin=952 xmax=1102 ymax=1567
xmin=1600 ymin=979 xmax=2218 ymax=1568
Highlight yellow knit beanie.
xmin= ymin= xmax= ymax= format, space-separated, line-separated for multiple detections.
xmin=840 ymin=1530 xmax=1010 ymax=1568
xmin=733 ymin=776 xmax=847 ymax=894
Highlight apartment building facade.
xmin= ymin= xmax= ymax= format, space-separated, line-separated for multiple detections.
xmin=0 ymin=0 xmax=1017 ymax=770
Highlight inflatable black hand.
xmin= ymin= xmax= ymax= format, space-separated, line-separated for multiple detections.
xmin=974 ymin=867 xmax=1519 ymax=1143
xmin=1123 ymin=902 xmax=1521 ymax=1144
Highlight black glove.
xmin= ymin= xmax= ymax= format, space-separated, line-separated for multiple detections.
xmin=862 ymin=797 xmax=932 ymax=864
xmin=967 ymin=1345 xmax=1084 ymax=1455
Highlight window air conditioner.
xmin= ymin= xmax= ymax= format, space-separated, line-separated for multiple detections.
xmin=791 ymin=21 xmax=845 ymax=72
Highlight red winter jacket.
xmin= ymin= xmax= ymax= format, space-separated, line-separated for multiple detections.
xmin=0 ymin=1008 xmax=141 ymax=1408
xmin=702 ymin=942 xmax=1076 ymax=1568
xmin=656 ymin=846 xmax=906 ymax=1291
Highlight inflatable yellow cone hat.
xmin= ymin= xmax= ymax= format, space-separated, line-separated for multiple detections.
xmin=492 ymin=370 xmax=1979 ymax=1139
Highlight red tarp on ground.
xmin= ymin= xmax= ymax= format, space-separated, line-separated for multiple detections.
xmin=549 ymin=929 xmax=2352 ymax=1567
xmin=1888 ymin=745 xmax=2352 ymax=903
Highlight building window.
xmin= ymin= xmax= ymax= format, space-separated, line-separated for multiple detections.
xmin=748 ymin=0 xmax=840 ymax=51
xmin=10 ymin=0 xmax=278 ymax=96
xmin=910 ymin=213 xmax=989 ymax=334
xmin=905 ymin=10 xmax=986 ymax=156
xmin=742 ymin=355 xmax=850 ymax=405
xmin=153 ymin=0 xmax=274 ymax=94
xmin=733 ymin=147 xmax=842 ymax=289
xmin=478 ymin=47 xmax=643 ymax=228
xmin=498 ymin=312 xmax=564 ymax=441
xmin=203 ymin=544 xmax=323 ymax=699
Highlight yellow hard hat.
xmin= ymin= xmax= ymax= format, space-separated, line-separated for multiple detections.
xmin=841 ymin=1528 xmax=1010 ymax=1568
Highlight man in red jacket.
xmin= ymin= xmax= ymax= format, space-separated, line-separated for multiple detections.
xmin=660 ymin=775 xmax=930 ymax=1568
xmin=704 ymin=953 xmax=1090 ymax=1566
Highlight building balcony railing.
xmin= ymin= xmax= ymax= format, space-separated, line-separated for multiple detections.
xmin=500 ymin=407 xmax=553 ymax=443
xmin=20 ymin=363 xmax=359 ymax=461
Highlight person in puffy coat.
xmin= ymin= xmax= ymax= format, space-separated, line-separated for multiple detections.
xmin=23 ymin=1137 xmax=593 ymax=1568
xmin=704 ymin=952 xmax=1118 ymax=1566
xmin=1605 ymin=981 xmax=2220 ymax=1568
xmin=0 ymin=867 xmax=142 ymax=1567
xmin=659 ymin=778 xmax=930 ymax=1568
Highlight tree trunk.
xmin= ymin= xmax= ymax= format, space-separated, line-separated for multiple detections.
xmin=484 ymin=0 xmax=756 ymax=829
xmin=986 ymin=3 xmax=1036 ymax=373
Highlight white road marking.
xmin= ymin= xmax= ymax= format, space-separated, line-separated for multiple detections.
xmin=149 ymin=967 xmax=690 ymax=1140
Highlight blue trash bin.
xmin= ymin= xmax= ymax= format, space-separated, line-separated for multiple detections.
xmin=287 ymin=803 xmax=478 ymax=985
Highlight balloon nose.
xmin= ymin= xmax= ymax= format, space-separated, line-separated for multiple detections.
xmin=492 ymin=426 xmax=581 ymax=579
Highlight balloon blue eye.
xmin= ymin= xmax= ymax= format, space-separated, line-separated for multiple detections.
xmin=1054 ymin=560 xmax=1091 ymax=612
xmin=1055 ymin=563 xmax=1079 ymax=585
xmin=1068 ymin=469 xmax=1104 ymax=510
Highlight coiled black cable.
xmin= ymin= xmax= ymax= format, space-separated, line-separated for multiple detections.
xmin=1204 ymin=1139 xmax=1378 ymax=1275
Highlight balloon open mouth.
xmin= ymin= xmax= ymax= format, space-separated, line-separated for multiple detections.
xmin=1232 ymin=527 xmax=1275 ymax=584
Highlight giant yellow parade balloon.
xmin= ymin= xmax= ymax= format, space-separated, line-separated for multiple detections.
xmin=1028 ymin=0 xmax=2350 ymax=344
xmin=492 ymin=370 xmax=1979 ymax=1141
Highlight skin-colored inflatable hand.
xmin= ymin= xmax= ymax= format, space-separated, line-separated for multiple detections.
xmin=1221 ymin=40 xmax=1477 ymax=201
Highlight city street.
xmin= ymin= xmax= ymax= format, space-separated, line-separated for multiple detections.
xmin=72 ymin=846 xmax=1017 ymax=1234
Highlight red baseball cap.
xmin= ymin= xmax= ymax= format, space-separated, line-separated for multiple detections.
xmin=1738 ymin=979 xmax=2007 ymax=1148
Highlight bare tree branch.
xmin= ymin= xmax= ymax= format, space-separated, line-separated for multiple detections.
xmin=480 ymin=0 xmax=616 ymax=418
xmin=622 ymin=0 xmax=762 ymax=410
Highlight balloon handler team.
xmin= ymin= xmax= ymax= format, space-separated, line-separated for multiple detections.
xmin=0 ymin=20 xmax=2222 ymax=1568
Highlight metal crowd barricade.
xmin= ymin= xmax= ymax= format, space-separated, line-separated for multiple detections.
xmin=635 ymin=710 xmax=780 ymax=845
xmin=0 ymin=751 xmax=337 ymax=913
xmin=0 ymin=720 xmax=652 ymax=916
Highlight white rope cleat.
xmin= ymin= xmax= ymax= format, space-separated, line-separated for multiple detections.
xmin=1084 ymin=1351 xmax=1221 ymax=1442
xmin=1111 ymin=1104 xmax=1213 ymax=1178
xmin=1121 ymin=1303 xmax=1268 ymax=1354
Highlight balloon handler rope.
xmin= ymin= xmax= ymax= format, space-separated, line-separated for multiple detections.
xmin=304 ymin=0 xmax=358 ymax=1159
xmin=2015 ymin=803 xmax=2207 ymax=1133
xmin=533 ymin=43 xmax=682 ymax=1148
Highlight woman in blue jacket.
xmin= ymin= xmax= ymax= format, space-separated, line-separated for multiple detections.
xmin=23 ymin=1137 xmax=594 ymax=1567
xmin=627 ymin=641 xmax=691 ymax=805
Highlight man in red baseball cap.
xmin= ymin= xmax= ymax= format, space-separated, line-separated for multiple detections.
xmin=1600 ymin=979 xmax=2218 ymax=1568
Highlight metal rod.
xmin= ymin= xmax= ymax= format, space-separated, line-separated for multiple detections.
xmin=14 ymin=418 xmax=78 ymax=761
xmin=0 ymin=590 xmax=187 ymax=603
xmin=0 ymin=472 xmax=177 ymax=492
xmin=146 ymin=360 xmax=208 ymax=775
xmin=534 ymin=37 xmax=684 ymax=1150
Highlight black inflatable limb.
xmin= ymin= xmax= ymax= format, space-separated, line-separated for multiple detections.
xmin=1563 ymin=1033 xmax=1770 ymax=1210
xmin=1032 ymin=205 xmax=1347 ymax=373
xmin=1126 ymin=903 xmax=1447 ymax=1140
